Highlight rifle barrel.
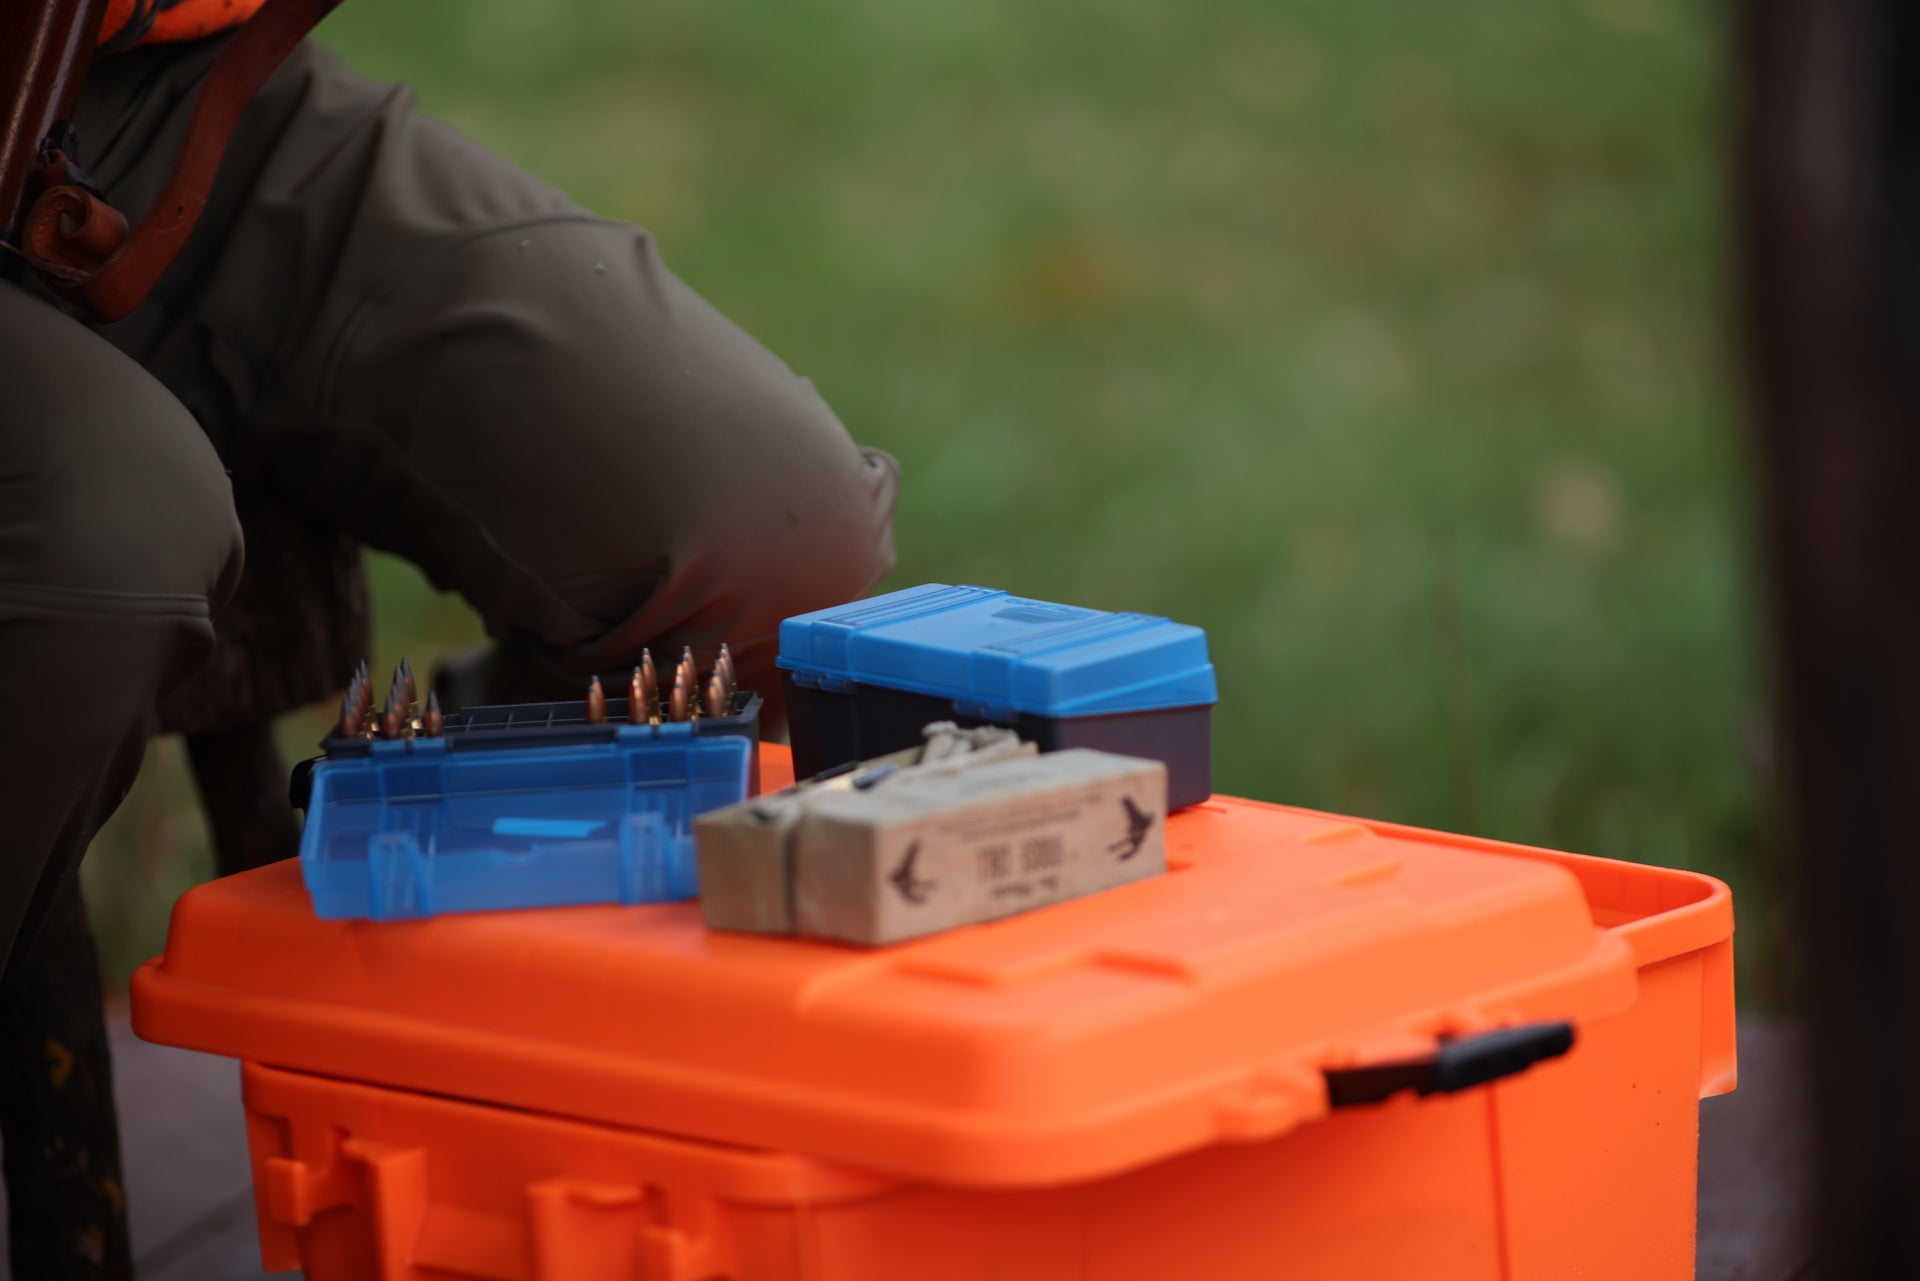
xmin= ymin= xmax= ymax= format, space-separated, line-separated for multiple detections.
xmin=0 ymin=0 xmax=110 ymax=270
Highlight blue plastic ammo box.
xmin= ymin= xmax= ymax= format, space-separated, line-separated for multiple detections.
xmin=299 ymin=724 xmax=753 ymax=921
xmin=778 ymin=584 xmax=1217 ymax=807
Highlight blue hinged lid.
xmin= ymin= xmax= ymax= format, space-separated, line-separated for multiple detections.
xmin=777 ymin=584 xmax=1217 ymax=719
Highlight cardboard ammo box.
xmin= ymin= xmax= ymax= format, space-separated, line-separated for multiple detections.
xmin=697 ymin=745 xmax=1168 ymax=945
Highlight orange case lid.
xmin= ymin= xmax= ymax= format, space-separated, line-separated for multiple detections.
xmin=132 ymin=746 xmax=1713 ymax=1186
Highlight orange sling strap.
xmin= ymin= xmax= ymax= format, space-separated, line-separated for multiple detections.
xmin=23 ymin=0 xmax=343 ymax=320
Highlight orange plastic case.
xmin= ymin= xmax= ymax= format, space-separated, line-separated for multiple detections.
xmin=132 ymin=745 xmax=1735 ymax=1280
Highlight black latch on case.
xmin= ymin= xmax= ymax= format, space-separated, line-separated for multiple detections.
xmin=1324 ymin=1022 xmax=1577 ymax=1108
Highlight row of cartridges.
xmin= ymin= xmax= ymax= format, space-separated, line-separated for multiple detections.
xmin=586 ymin=643 xmax=739 ymax=726
xmin=336 ymin=646 xmax=741 ymax=741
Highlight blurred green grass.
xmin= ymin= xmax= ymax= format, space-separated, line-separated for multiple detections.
xmin=85 ymin=0 xmax=1782 ymax=999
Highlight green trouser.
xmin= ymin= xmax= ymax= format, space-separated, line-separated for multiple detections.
xmin=0 ymin=34 xmax=900 ymax=981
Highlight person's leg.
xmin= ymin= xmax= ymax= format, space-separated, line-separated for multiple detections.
xmin=289 ymin=213 xmax=902 ymax=716
xmin=0 ymin=279 xmax=244 ymax=1280
xmin=79 ymin=38 xmax=899 ymax=724
xmin=0 ymin=281 xmax=245 ymax=979
xmin=0 ymin=881 xmax=129 ymax=1281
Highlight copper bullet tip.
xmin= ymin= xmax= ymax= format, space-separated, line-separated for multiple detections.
xmin=584 ymin=675 xmax=608 ymax=724
xmin=424 ymin=691 xmax=444 ymax=737
xmin=703 ymin=672 xmax=728 ymax=719
xmin=338 ymin=691 xmax=358 ymax=739
xmin=639 ymin=650 xmax=661 ymax=723
xmin=380 ymin=697 xmax=403 ymax=739
xmin=628 ymin=667 xmax=647 ymax=723
xmin=668 ymin=673 xmax=692 ymax=722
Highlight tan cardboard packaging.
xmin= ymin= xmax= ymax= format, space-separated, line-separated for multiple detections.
xmin=694 ymin=724 xmax=1033 ymax=935
xmin=698 ymin=745 xmax=1166 ymax=945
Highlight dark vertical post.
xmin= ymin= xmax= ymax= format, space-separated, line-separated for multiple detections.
xmin=1742 ymin=0 xmax=1920 ymax=1272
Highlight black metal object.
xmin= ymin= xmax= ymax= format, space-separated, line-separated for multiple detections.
xmin=1741 ymin=0 xmax=1920 ymax=1273
xmin=0 ymin=0 xmax=109 ymax=275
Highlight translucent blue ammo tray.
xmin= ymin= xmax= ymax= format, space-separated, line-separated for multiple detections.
xmin=298 ymin=696 xmax=759 ymax=921
xmin=778 ymin=585 xmax=1217 ymax=807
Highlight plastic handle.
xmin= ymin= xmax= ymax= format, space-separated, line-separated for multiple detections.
xmin=1323 ymin=1022 xmax=1576 ymax=1108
